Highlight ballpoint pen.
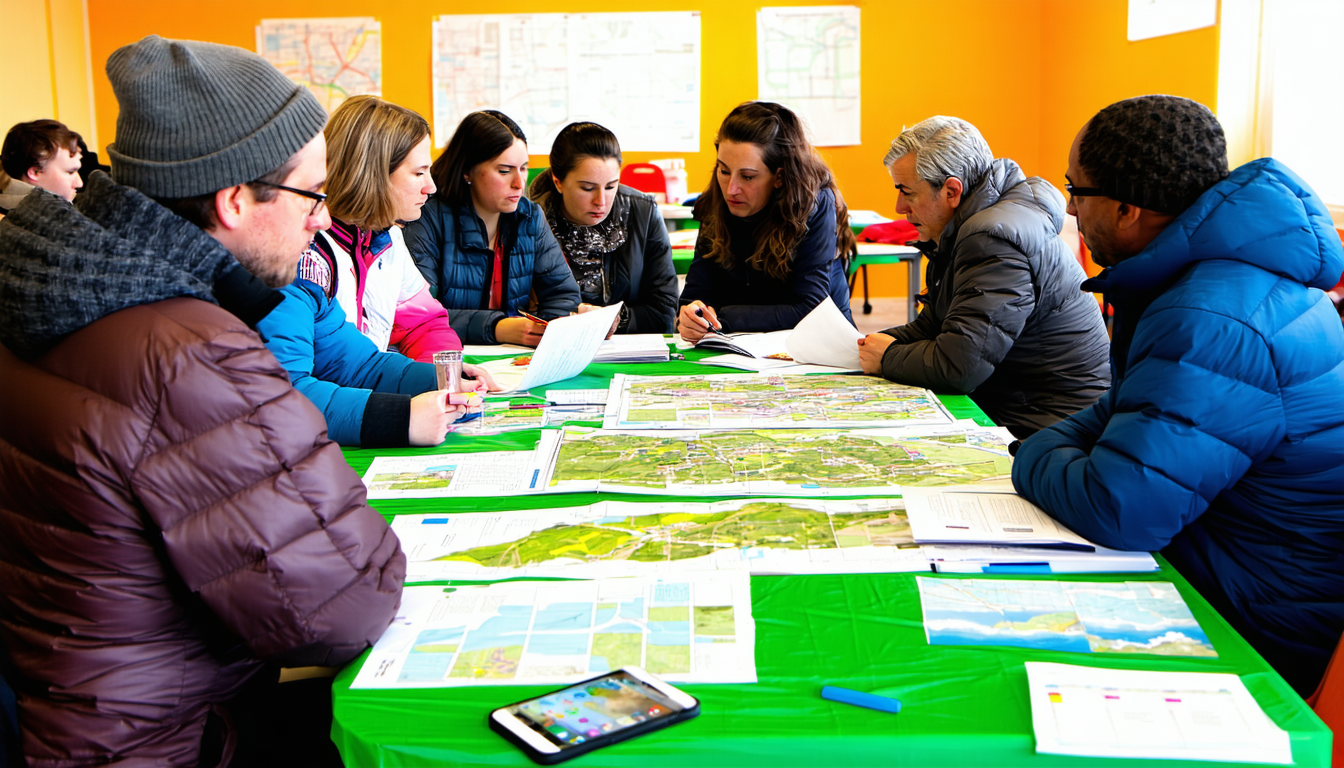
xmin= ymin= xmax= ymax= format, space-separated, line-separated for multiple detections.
xmin=517 ymin=310 xmax=549 ymax=327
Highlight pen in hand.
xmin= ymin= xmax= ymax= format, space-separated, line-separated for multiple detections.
xmin=517 ymin=311 xmax=549 ymax=327
xmin=694 ymin=305 xmax=721 ymax=332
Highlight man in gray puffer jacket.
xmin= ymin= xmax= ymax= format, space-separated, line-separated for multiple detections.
xmin=859 ymin=116 xmax=1110 ymax=439
xmin=0 ymin=37 xmax=404 ymax=767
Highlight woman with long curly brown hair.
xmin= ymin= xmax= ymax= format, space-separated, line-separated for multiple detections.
xmin=678 ymin=101 xmax=856 ymax=340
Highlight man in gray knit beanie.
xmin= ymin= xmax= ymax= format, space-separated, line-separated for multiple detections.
xmin=0 ymin=35 xmax=403 ymax=768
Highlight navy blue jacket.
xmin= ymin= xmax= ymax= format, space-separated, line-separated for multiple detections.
xmin=1012 ymin=158 xmax=1344 ymax=694
xmin=257 ymin=277 xmax=437 ymax=447
xmin=681 ymin=187 xmax=852 ymax=332
xmin=404 ymin=195 xmax=580 ymax=344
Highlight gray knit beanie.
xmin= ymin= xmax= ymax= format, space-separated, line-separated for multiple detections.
xmin=1078 ymin=95 xmax=1228 ymax=217
xmin=105 ymin=35 xmax=327 ymax=198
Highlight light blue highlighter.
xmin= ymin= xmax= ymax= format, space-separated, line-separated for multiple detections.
xmin=821 ymin=685 xmax=902 ymax=714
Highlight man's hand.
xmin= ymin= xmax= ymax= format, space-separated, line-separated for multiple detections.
xmin=495 ymin=317 xmax=545 ymax=347
xmin=858 ymin=333 xmax=896 ymax=375
xmin=677 ymin=301 xmax=721 ymax=343
xmin=408 ymin=390 xmax=465 ymax=446
xmin=462 ymin=363 xmax=502 ymax=392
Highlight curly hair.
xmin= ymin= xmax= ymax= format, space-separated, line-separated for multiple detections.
xmin=1079 ymin=95 xmax=1228 ymax=216
xmin=693 ymin=102 xmax=854 ymax=280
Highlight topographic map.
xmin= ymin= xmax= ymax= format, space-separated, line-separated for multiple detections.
xmin=351 ymin=574 xmax=755 ymax=688
xmin=604 ymin=373 xmax=953 ymax=430
xmin=390 ymin=498 xmax=927 ymax=581
xmin=256 ymin=17 xmax=381 ymax=112
xmin=917 ymin=578 xmax=1217 ymax=657
xmin=430 ymin=12 xmax=700 ymax=152
xmin=757 ymin=5 xmax=861 ymax=146
xmin=548 ymin=425 xmax=1013 ymax=496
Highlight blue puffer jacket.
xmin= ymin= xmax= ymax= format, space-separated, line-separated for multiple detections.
xmin=1013 ymin=158 xmax=1344 ymax=694
xmin=257 ymin=277 xmax=437 ymax=447
xmin=404 ymin=195 xmax=580 ymax=344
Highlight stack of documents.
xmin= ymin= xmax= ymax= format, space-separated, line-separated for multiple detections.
xmin=592 ymin=334 xmax=670 ymax=363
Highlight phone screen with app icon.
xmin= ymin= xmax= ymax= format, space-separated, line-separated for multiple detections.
xmin=507 ymin=670 xmax=681 ymax=747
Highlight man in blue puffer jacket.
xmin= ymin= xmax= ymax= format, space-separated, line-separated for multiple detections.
xmin=1013 ymin=95 xmax=1344 ymax=696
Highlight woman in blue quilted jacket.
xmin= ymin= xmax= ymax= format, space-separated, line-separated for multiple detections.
xmin=405 ymin=111 xmax=579 ymax=346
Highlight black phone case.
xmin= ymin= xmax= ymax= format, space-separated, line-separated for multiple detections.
xmin=488 ymin=678 xmax=700 ymax=765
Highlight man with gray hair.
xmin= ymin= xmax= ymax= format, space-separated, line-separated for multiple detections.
xmin=858 ymin=116 xmax=1110 ymax=439
xmin=1013 ymin=95 xmax=1344 ymax=696
xmin=0 ymin=36 xmax=404 ymax=766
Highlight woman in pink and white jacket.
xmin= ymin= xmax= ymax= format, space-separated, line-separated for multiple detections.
xmin=298 ymin=95 xmax=462 ymax=361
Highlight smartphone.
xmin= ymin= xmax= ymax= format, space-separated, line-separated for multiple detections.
xmin=488 ymin=666 xmax=699 ymax=764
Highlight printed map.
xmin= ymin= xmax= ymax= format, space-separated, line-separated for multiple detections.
xmin=604 ymin=373 xmax=953 ymax=430
xmin=917 ymin=578 xmax=1217 ymax=657
xmin=757 ymin=6 xmax=861 ymax=146
xmin=548 ymin=426 xmax=1013 ymax=496
xmin=391 ymin=498 xmax=926 ymax=581
xmin=257 ymin=17 xmax=381 ymax=112
xmin=351 ymin=574 xmax=756 ymax=688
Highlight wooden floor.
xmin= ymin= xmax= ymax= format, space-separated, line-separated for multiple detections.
xmin=852 ymin=296 xmax=910 ymax=335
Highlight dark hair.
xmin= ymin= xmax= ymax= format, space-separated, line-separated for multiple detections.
xmin=693 ymin=102 xmax=855 ymax=279
xmin=1079 ymin=95 xmax=1228 ymax=216
xmin=151 ymin=155 xmax=297 ymax=230
xmin=528 ymin=122 xmax=622 ymax=212
xmin=1 ymin=119 xmax=81 ymax=180
xmin=430 ymin=110 xmax=527 ymax=208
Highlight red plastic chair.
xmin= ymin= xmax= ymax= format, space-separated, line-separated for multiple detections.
xmin=620 ymin=163 xmax=668 ymax=203
xmin=1306 ymin=634 xmax=1343 ymax=768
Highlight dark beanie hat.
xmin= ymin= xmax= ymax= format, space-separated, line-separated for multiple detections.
xmin=105 ymin=35 xmax=327 ymax=198
xmin=1078 ymin=95 xmax=1228 ymax=216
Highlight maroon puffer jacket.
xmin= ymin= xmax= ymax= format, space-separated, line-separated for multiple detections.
xmin=0 ymin=297 xmax=406 ymax=767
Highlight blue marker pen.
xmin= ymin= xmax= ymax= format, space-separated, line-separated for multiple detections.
xmin=821 ymin=685 xmax=902 ymax=714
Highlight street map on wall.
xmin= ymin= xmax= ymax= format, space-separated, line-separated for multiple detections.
xmin=548 ymin=425 xmax=1013 ymax=496
xmin=757 ymin=5 xmax=861 ymax=146
xmin=917 ymin=578 xmax=1217 ymax=657
xmin=256 ymin=17 xmax=381 ymax=112
xmin=390 ymin=497 xmax=925 ymax=582
xmin=603 ymin=373 xmax=953 ymax=430
xmin=431 ymin=12 xmax=700 ymax=152
xmin=351 ymin=573 xmax=756 ymax=688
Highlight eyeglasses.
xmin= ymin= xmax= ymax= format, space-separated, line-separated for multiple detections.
xmin=253 ymin=180 xmax=327 ymax=216
xmin=1064 ymin=183 xmax=1107 ymax=200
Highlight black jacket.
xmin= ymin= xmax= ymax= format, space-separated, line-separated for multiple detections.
xmin=880 ymin=159 xmax=1110 ymax=439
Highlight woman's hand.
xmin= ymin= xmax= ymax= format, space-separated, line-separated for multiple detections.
xmin=677 ymin=300 xmax=721 ymax=343
xmin=495 ymin=316 xmax=545 ymax=347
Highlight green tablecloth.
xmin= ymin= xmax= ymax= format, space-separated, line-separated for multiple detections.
xmin=331 ymin=354 xmax=1332 ymax=767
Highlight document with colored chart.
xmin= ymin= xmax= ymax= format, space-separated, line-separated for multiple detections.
xmin=350 ymin=571 xmax=756 ymax=689
xmin=1025 ymin=662 xmax=1291 ymax=764
xmin=360 ymin=433 xmax=561 ymax=499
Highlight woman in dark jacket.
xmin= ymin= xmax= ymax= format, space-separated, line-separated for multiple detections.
xmin=404 ymin=110 xmax=579 ymax=346
xmin=678 ymin=101 xmax=855 ymax=340
xmin=529 ymin=122 xmax=677 ymax=334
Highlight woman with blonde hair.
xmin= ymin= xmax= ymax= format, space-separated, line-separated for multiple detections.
xmin=678 ymin=101 xmax=856 ymax=340
xmin=298 ymin=94 xmax=461 ymax=359
xmin=529 ymin=121 xmax=677 ymax=334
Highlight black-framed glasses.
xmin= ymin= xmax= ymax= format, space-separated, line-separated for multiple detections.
xmin=1064 ymin=183 xmax=1107 ymax=200
xmin=254 ymin=180 xmax=327 ymax=216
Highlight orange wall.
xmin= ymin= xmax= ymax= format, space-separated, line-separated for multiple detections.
xmin=85 ymin=0 xmax=1220 ymax=295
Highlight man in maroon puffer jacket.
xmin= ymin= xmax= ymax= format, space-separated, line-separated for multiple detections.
xmin=0 ymin=36 xmax=405 ymax=767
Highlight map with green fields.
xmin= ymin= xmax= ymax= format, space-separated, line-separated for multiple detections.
xmin=351 ymin=574 xmax=756 ymax=689
xmin=391 ymin=498 xmax=927 ymax=581
xmin=547 ymin=426 xmax=1013 ymax=496
xmin=604 ymin=373 xmax=954 ymax=430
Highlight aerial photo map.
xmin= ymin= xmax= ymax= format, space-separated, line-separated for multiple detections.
xmin=548 ymin=426 xmax=1014 ymax=496
xmin=351 ymin=573 xmax=756 ymax=689
xmin=917 ymin=578 xmax=1217 ymax=657
xmin=604 ymin=373 xmax=954 ymax=430
xmin=390 ymin=498 xmax=927 ymax=581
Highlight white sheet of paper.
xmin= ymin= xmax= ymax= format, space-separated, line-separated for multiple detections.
xmin=517 ymin=302 xmax=623 ymax=390
xmin=903 ymin=488 xmax=1094 ymax=549
xmin=351 ymin=572 xmax=757 ymax=689
xmin=473 ymin=357 xmax=527 ymax=393
xmin=546 ymin=388 xmax=608 ymax=405
xmin=786 ymin=296 xmax=864 ymax=368
xmin=460 ymin=343 xmax=531 ymax=356
xmin=1025 ymin=662 xmax=1292 ymax=764
xmin=922 ymin=544 xmax=1158 ymax=574
xmin=361 ymin=431 xmax=560 ymax=499
xmin=695 ymin=353 xmax=795 ymax=371
xmin=592 ymin=333 xmax=670 ymax=363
